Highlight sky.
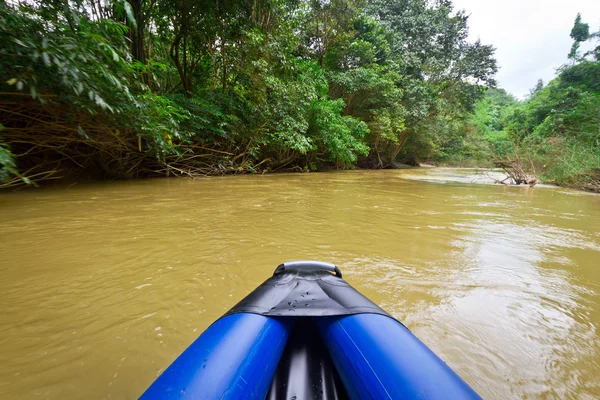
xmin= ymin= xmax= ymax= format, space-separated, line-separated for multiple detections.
xmin=452 ymin=0 xmax=600 ymax=98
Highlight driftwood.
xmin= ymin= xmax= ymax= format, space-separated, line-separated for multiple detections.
xmin=493 ymin=152 xmax=537 ymax=187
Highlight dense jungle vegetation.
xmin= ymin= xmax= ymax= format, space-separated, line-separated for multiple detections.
xmin=0 ymin=1 xmax=598 ymax=190
xmin=462 ymin=13 xmax=600 ymax=191
xmin=0 ymin=0 xmax=497 ymax=186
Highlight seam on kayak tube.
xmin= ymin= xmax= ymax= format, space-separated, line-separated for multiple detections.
xmin=337 ymin=320 xmax=392 ymax=399
xmin=230 ymin=319 xmax=288 ymax=399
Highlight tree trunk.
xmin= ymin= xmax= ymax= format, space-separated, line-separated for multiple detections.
xmin=183 ymin=35 xmax=188 ymax=94
xmin=128 ymin=0 xmax=145 ymax=65
xmin=221 ymin=38 xmax=227 ymax=92
xmin=170 ymin=32 xmax=192 ymax=97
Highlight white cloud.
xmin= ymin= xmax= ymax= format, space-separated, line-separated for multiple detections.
xmin=452 ymin=0 xmax=600 ymax=98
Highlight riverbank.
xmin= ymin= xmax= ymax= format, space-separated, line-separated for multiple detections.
xmin=3 ymin=161 xmax=598 ymax=196
xmin=427 ymin=159 xmax=600 ymax=194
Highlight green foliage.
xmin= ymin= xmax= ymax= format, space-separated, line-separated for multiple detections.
xmin=0 ymin=136 xmax=22 ymax=185
xmin=524 ymin=137 xmax=600 ymax=187
xmin=0 ymin=125 xmax=30 ymax=185
xmin=308 ymin=98 xmax=370 ymax=167
xmin=0 ymin=6 xmax=134 ymax=112
xmin=0 ymin=140 xmax=17 ymax=184
xmin=1 ymin=0 xmax=499 ymax=185
xmin=462 ymin=14 xmax=600 ymax=189
xmin=169 ymin=93 xmax=239 ymax=144
xmin=258 ymin=60 xmax=370 ymax=167
xmin=132 ymin=94 xmax=189 ymax=156
xmin=260 ymin=60 xmax=326 ymax=155
xmin=558 ymin=61 xmax=600 ymax=92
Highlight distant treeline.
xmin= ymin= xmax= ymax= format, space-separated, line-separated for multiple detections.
xmin=464 ymin=14 xmax=600 ymax=191
xmin=0 ymin=0 xmax=497 ymax=187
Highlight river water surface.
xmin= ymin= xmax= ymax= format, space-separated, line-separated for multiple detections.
xmin=1 ymin=169 xmax=599 ymax=399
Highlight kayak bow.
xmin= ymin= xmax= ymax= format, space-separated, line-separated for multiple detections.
xmin=140 ymin=261 xmax=481 ymax=399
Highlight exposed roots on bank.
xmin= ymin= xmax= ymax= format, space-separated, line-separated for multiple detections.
xmin=0 ymin=99 xmax=279 ymax=188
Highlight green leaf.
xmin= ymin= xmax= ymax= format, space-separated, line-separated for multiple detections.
xmin=6 ymin=78 xmax=17 ymax=85
xmin=122 ymin=1 xmax=137 ymax=29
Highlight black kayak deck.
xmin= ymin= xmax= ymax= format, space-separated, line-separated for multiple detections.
xmin=226 ymin=261 xmax=390 ymax=317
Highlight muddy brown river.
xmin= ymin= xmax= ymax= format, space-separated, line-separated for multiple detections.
xmin=1 ymin=169 xmax=599 ymax=399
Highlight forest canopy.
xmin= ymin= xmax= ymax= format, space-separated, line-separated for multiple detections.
xmin=0 ymin=0 xmax=497 ymax=186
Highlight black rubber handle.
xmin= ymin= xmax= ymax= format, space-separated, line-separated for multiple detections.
xmin=274 ymin=260 xmax=342 ymax=278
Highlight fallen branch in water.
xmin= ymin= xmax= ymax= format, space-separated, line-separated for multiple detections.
xmin=493 ymin=150 xmax=537 ymax=187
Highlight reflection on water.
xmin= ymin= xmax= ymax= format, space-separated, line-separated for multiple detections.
xmin=0 ymin=169 xmax=599 ymax=399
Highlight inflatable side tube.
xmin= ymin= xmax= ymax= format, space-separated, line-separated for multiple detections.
xmin=140 ymin=313 xmax=291 ymax=400
xmin=317 ymin=314 xmax=481 ymax=400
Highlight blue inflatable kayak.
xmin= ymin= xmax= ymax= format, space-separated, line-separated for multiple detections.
xmin=140 ymin=261 xmax=481 ymax=399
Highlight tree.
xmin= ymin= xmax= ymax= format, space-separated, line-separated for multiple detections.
xmin=362 ymin=0 xmax=496 ymax=164
xmin=529 ymin=79 xmax=544 ymax=96
xmin=568 ymin=13 xmax=590 ymax=60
